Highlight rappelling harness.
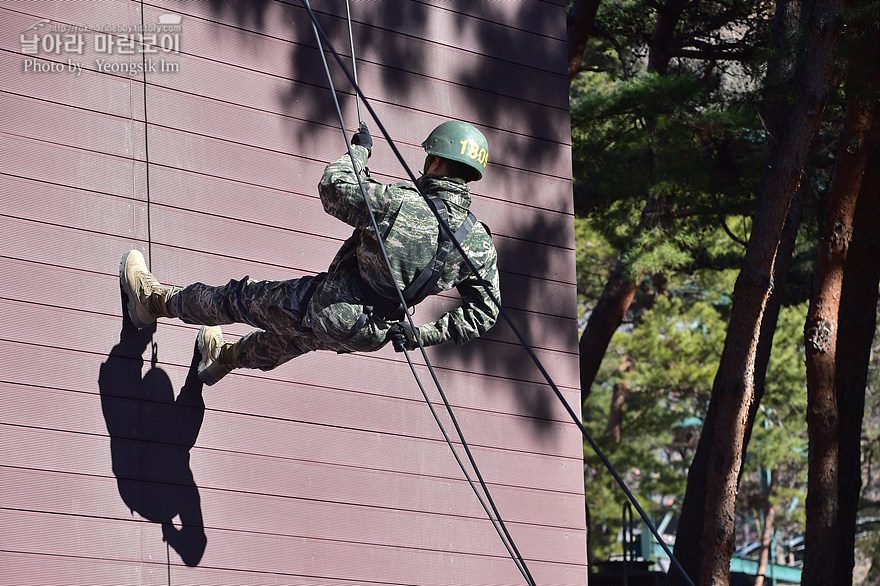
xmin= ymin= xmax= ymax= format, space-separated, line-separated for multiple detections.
xmin=397 ymin=194 xmax=478 ymax=308
xmin=340 ymin=191 xmax=479 ymax=343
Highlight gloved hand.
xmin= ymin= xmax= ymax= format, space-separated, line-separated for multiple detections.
xmin=351 ymin=122 xmax=372 ymax=153
xmin=387 ymin=321 xmax=421 ymax=352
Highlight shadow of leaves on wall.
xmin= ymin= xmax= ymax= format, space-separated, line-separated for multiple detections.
xmin=201 ymin=0 xmax=569 ymax=167
xmin=98 ymin=311 xmax=207 ymax=567
xmin=432 ymin=211 xmax=577 ymax=436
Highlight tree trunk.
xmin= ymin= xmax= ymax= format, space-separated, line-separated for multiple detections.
xmin=739 ymin=0 xmax=810 ymax=453
xmin=669 ymin=1 xmax=843 ymax=584
xmin=567 ymin=0 xmax=602 ymax=84
xmin=647 ymin=0 xmax=687 ymax=74
xmin=670 ymin=0 xmax=806 ymax=577
xmin=743 ymin=188 xmax=804 ymax=464
xmin=803 ymin=2 xmax=877 ymax=581
xmin=579 ymin=260 xmax=639 ymax=411
xmin=754 ymin=499 xmax=777 ymax=586
xmin=607 ymin=381 xmax=630 ymax=443
xmin=802 ymin=93 xmax=866 ymax=586
xmin=833 ymin=7 xmax=880 ymax=582
xmin=833 ymin=118 xmax=880 ymax=585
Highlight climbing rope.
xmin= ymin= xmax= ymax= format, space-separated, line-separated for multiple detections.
xmin=344 ymin=0 xmax=362 ymax=125
xmin=300 ymin=2 xmax=696 ymax=586
xmin=302 ymin=2 xmax=535 ymax=584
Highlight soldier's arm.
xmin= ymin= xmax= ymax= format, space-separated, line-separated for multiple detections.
xmin=318 ymin=146 xmax=391 ymax=228
xmin=417 ymin=243 xmax=501 ymax=347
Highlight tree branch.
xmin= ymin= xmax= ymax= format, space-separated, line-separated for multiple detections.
xmin=721 ymin=218 xmax=749 ymax=247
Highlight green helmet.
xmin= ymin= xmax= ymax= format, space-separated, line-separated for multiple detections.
xmin=421 ymin=120 xmax=489 ymax=180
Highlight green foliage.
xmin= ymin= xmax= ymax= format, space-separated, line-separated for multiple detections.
xmin=570 ymin=0 xmax=777 ymax=305
xmin=584 ymin=294 xmax=811 ymax=565
xmin=575 ymin=217 xmax=618 ymax=310
xmin=584 ymin=294 xmax=728 ymax=561
xmin=572 ymin=71 xmax=763 ymax=216
xmin=571 ymin=66 xmax=767 ymax=307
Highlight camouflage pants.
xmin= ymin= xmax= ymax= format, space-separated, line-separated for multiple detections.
xmin=169 ymin=275 xmax=331 ymax=371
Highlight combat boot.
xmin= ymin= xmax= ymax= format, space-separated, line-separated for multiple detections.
xmin=197 ymin=326 xmax=238 ymax=386
xmin=120 ymin=249 xmax=179 ymax=328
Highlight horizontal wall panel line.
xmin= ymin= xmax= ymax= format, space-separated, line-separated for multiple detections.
xmin=2 ymin=100 xmax=572 ymax=226
xmin=0 ymin=465 xmax=582 ymax=531
xmin=142 ymin=163 xmax=574 ymax=247
xmin=300 ymin=2 xmax=569 ymax=69
xmin=140 ymin=115 xmax=571 ymax=185
xmin=145 ymin=232 xmax=577 ymax=291
xmin=0 ymin=130 xmax=139 ymax=168
xmin=0 ymin=173 xmax=143 ymax=206
xmin=1 ymin=429 xmax=584 ymax=527
xmin=408 ymin=0 xmax=567 ymax=41
xmin=0 ymin=308 xmax=581 ymax=395
xmin=0 ymin=420 xmax=581 ymax=500
xmin=0 ymin=215 xmax=141 ymax=245
xmin=0 ymin=373 xmax=581 ymax=461
xmin=2 ymin=8 xmax=571 ymax=124
xmin=2 ymin=377 xmax=583 ymax=463
xmin=149 ymin=197 xmax=575 ymax=257
xmin=0 ymin=216 xmax=579 ymax=321
xmin=0 ymin=509 xmax=581 ymax=584
xmin=1 ymin=322 xmax=581 ymax=432
xmin=0 ymin=505 xmax=570 ymax=565
xmin=0 ymin=37 xmax=564 ymax=149
xmin=0 ymin=254 xmax=578 ymax=359
xmin=0 ymin=550 xmax=419 ymax=586
xmin=1 ymin=426 xmax=584 ymax=522
xmin=1 ymin=336 xmax=581 ymax=429
xmin=0 ymin=86 xmax=136 ymax=123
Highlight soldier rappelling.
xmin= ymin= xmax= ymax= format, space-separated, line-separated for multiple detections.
xmin=119 ymin=120 xmax=500 ymax=385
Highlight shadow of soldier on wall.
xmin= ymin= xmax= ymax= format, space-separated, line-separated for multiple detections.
xmin=99 ymin=306 xmax=207 ymax=567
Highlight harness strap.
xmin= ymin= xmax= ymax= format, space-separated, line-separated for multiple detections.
xmin=401 ymin=194 xmax=476 ymax=307
xmin=356 ymin=195 xmax=478 ymax=323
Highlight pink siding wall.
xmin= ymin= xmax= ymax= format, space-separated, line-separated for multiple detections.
xmin=1 ymin=0 xmax=585 ymax=584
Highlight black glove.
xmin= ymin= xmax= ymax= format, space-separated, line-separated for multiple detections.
xmin=351 ymin=122 xmax=372 ymax=152
xmin=387 ymin=321 xmax=420 ymax=352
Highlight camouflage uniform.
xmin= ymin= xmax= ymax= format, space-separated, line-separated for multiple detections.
xmin=170 ymin=145 xmax=501 ymax=371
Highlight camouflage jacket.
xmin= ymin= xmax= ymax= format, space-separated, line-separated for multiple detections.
xmin=304 ymin=145 xmax=500 ymax=352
